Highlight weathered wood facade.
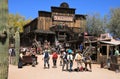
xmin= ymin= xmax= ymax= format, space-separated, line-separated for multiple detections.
xmin=22 ymin=2 xmax=86 ymax=48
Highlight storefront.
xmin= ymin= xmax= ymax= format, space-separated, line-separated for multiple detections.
xmin=22 ymin=2 xmax=86 ymax=48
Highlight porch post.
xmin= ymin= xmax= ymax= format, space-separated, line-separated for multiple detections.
xmin=107 ymin=45 xmax=110 ymax=59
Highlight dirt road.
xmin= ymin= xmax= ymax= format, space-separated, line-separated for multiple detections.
xmin=8 ymin=55 xmax=120 ymax=79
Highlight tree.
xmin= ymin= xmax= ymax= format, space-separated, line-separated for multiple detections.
xmin=107 ymin=8 xmax=120 ymax=38
xmin=8 ymin=13 xmax=31 ymax=32
xmin=86 ymin=13 xmax=106 ymax=37
xmin=8 ymin=14 xmax=31 ymax=65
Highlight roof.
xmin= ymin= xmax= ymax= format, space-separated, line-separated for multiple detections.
xmin=100 ymin=39 xmax=120 ymax=45
xmin=33 ymin=30 xmax=55 ymax=34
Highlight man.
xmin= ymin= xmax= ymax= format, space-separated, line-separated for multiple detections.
xmin=84 ymin=53 xmax=92 ymax=72
xmin=74 ymin=51 xmax=83 ymax=71
xmin=62 ymin=51 xmax=68 ymax=71
xmin=43 ymin=49 xmax=50 ymax=68
xmin=67 ymin=52 xmax=73 ymax=72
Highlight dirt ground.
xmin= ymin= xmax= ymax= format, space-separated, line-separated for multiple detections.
xmin=8 ymin=55 xmax=120 ymax=79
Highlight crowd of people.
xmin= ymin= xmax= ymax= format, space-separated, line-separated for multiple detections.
xmin=42 ymin=46 xmax=92 ymax=72
xmin=8 ymin=40 xmax=120 ymax=72
xmin=8 ymin=42 xmax=93 ymax=72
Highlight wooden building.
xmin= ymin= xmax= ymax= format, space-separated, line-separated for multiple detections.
xmin=21 ymin=2 xmax=86 ymax=48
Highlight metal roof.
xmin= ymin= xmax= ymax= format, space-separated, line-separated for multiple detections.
xmin=100 ymin=40 xmax=120 ymax=45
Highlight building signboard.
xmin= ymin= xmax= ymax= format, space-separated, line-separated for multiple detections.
xmin=53 ymin=15 xmax=73 ymax=21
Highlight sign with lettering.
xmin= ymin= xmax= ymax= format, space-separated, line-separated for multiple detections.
xmin=53 ymin=15 xmax=73 ymax=21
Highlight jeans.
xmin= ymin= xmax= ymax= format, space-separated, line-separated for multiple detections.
xmin=53 ymin=59 xmax=57 ymax=66
xmin=69 ymin=60 xmax=73 ymax=71
xmin=44 ymin=58 xmax=50 ymax=68
xmin=62 ymin=59 xmax=68 ymax=71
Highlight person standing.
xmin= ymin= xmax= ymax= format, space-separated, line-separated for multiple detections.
xmin=79 ymin=43 xmax=84 ymax=52
xmin=114 ymin=48 xmax=120 ymax=56
xmin=67 ymin=52 xmax=73 ymax=72
xmin=18 ymin=52 xmax=23 ymax=68
xmin=8 ymin=47 xmax=12 ymax=64
xmin=84 ymin=54 xmax=92 ymax=72
xmin=62 ymin=51 xmax=68 ymax=71
xmin=9 ymin=48 xmax=16 ymax=64
xmin=52 ymin=51 xmax=58 ymax=68
xmin=43 ymin=49 xmax=50 ymax=69
xmin=31 ymin=50 xmax=37 ymax=67
xmin=74 ymin=51 xmax=83 ymax=71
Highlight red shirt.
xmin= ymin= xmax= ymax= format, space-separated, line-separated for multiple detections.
xmin=52 ymin=52 xmax=58 ymax=59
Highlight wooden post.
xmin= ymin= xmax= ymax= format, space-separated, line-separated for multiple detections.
xmin=107 ymin=45 xmax=110 ymax=59
xmin=97 ymin=42 xmax=101 ymax=63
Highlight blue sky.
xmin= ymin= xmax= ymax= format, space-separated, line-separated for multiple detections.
xmin=8 ymin=0 xmax=120 ymax=19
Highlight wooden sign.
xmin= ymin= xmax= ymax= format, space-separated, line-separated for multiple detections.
xmin=53 ymin=15 xmax=73 ymax=21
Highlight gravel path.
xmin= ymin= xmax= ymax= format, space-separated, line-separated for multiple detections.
xmin=8 ymin=55 xmax=120 ymax=79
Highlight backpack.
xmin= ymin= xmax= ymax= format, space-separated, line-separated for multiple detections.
xmin=44 ymin=52 xmax=49 ymax=58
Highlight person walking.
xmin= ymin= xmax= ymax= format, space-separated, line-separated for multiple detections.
xmin=52 ymin=51 xmax=58 ymax=68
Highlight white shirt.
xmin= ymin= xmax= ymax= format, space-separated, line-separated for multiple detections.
xmin=67 ymin=54 xmax=73 ymax=60
xmin=8 ymin=48 xmax=12 ymax=55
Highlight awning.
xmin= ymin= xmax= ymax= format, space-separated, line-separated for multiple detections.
xmin=33 ymin=30 xmax=55 ymax=34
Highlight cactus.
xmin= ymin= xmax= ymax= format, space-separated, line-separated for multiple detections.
xmin=14 ymin=30 xmax=20 ymax=65
xmin=0 ymin=0 xmax=9 ymax=79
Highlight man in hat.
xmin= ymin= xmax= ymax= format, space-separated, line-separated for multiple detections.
xmin=84 ymin=53 xmax=92 ymax=72
xmin=74 ymin=50 xmax=83 ymax=71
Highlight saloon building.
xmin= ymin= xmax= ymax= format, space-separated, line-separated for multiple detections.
xmin=22 ymin=2 xmax=86 ymax=49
